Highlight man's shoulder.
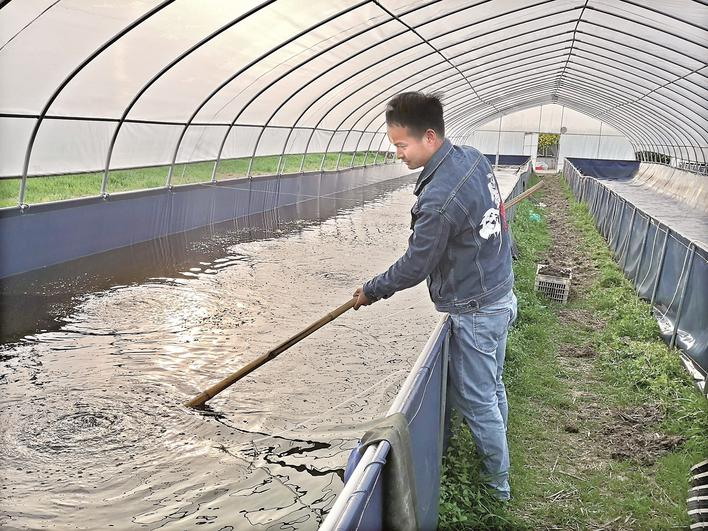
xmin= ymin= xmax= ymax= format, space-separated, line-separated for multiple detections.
xmin=423 ymin=144 xmax=490 ymax=198
xmin=447 ymin=143 xmax=489 ymax=174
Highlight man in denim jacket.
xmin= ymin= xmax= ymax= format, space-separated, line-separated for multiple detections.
xmin=353 ymin=92 xmax=517 ymax=501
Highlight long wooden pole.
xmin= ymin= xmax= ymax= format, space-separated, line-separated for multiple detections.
xmin=185 ymin=298 xmax=355 ymax=407
xmin=184 ymin=179 xmax=544 ymax=408
xmin=505 ymin=179 xmax=544 ymax=209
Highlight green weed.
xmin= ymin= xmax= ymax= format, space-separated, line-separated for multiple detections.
xmin=438 ymin=173 xmax=707 ymax=530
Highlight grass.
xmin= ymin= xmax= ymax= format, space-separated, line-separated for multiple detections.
xmin=0 ymin=151 xmax=390 ymax=207
xmin=438 ymin=173 xmax=708 ymax=530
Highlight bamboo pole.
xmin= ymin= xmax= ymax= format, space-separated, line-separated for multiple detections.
xmin=506 ymin=179 xmax=544 ymax=209
xmin=185 ymin=298 xmax=355 ymax=408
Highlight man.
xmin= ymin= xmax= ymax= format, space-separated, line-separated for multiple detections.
xmin=352 ymin=91 xmax=517 ymax=501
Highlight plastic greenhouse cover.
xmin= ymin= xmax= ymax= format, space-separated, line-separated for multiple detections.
xmin=0 ymin=0 xmax=706 ymax=179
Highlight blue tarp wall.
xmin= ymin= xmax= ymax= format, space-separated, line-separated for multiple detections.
xmin=483 ymin=154 xmax=531 ymax=167
xmin=565 ymin=158 xmax=708 ymax=391
xmin=322 ymin=318 xmax=450 ymax=531
xmin=566 ymin=157 xmax=640 ymax=180
xmin=0 ymin=164 xmax=413 ymax=278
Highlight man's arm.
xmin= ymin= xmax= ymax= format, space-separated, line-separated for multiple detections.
xmin=353 ymin=207 xmax=452 ymax=309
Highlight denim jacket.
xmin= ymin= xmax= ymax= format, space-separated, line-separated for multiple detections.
xmin=363 ymin=138 xmax=513 ymax=313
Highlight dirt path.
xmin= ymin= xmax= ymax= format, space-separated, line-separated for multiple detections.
xmin=522 ymin=173 xmax=684 ymax=530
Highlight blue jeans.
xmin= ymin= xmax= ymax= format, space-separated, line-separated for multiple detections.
xmin=445 ymin=289 xmax=517 ymax=499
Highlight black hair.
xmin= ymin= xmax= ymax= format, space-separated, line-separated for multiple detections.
xmin=385 ymin=92 xmax=445 ymax=138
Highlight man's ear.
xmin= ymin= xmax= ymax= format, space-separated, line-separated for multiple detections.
xmin=425 ymin=128 xmax=437 ymax=144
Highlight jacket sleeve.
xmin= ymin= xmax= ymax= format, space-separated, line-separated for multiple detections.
xmin=363 ymin=207 xmax=451 ymax=301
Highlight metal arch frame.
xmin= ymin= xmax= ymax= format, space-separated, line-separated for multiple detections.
xmin=573 ymin=49 xmax=686 ymax=96
xmin=570 ymin=38 xmax=708 ymax=111
xmin=448 ymin=33 xmax=577 ymax=78
xmin=353 ymin=74 xmax=586 ymax=166
xmin=275 ymin=7 xmax=578 ymax=173
xmin=324 ymin=68 xmax=558 ymax=172
xmin=454 ymin=86 xmax=562 ymax=121
xmin=565 ymin=59 xmax=708 ymax=139
xmin=2 ymin=112 xmax=347 ymax=130
xmin=338 ymin=68 xmax=624 ymax=171
xmin=556 ymin=71 xmax=694 ymax=163
xmin=435 ymin=79 xmax=565 ymax=133
xmin=348 ymin=49 xmax=566 ymax=165
xmin=549 ymin=84 xmax=674 ymax=162
xmin=314 ymin=12 xmax=584 ymax=152
xmin=164 ymin=0 xmax=370 ymax=185
xmin=321 ymin=24 xmax=707 ymax=171
xmin=461 ymin=65 xmax=569 ymax=100
xmin=451 ymin=102 xmax=639 ymax=161
xmin=293 ymin=21 xmax=582 ymax=174
xmin=254 ymin=0 xmax=537 ymax=175
xmin=535 ymin=95 xmax=673 ymax=162
xmin=572 ymin=39 xmax=708 ymax=100
xmin=452 ymin=45 xmax=574 ymax=81
xmin=574 ymin=36 xmax=702 ymax=161
xmin=253 ymin=0 xmax=568 ymax=177
xmin=561 ymin=70 xmax=701 ymax=164
xmin=574 ymin=30 xmax=708 ymax=90
xmin=209 ymin=0 xmax=452 ymax=179
xmin=617 ymin=0 xmax=708 ymax=33
xmin=450 ymin=84 xmax=681 ymax=166
xmin=561 ymin=66 xmax=703 ymax=161
xmin=586 ymin=3 xmax=708 ymax=52
xmin=449 ymin=92 xmax=652 ymax=161
xmin=371 ymin=0 xmax=499 ymax=116
xmin=446 ymin=53 xmax=708 ymax=157
xmin=13 ymin=0 xmax=707 ymax=195
xmin=17 ymin=0 xmax=175 ymax=207
xmin=577 ymin=17 xmax=708 ymax=82
xmin=555 ymin=85 xmax=687 ymax=165
xmin=594 ymin=62 xmax=708 ymax=129
xmin=362 ymin=123 xmax=388 ymax=166
xmin=426 ymin=73 xmax=660 ymax=158
xmin=343 ymin=52 xmax=576 ymax=168
xmin=101 ymin=0 xmax=279 ymax=196
xmin=442 ymin=68 xmax=570 ymax=122
xmin=562 ymin=64 xmax=708 ymax=161
xmin=552 ymin=0 xmax=588 ymax=101
xmin=312 ymin=33 xmax=583 ymax=171
xmin=447 ymin=91 xmax=665 ymax=162
xmin=548 ymin=14 xmax=708 ymax=147
xmin=578 ymin=38 xmax=703 ymax=107
xmin=444 ymin=59 xmax=706 ymax=166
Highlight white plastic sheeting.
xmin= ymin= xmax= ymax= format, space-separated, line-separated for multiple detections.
xmin=464 ymin=104 xmax=635 ymax=164
xmin=1 ymin=0 xmax=706 ymax=187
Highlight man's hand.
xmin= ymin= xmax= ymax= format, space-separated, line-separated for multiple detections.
xmin=352 ymin=286 xmax=373 ymax=310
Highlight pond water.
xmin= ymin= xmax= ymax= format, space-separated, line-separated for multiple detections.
xmin=0 ymin=176 xmax=439 ymax=530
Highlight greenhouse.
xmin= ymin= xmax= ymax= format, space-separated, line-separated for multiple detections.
xmin=0 ymin=1 xmax=706 ymax=529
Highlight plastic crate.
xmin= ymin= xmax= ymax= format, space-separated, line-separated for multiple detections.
xmin=534 ymin=264 xmax=572 ymax=303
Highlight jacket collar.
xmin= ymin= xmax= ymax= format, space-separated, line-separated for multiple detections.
xmin=414 ymin=138 xmax=453 ymax=196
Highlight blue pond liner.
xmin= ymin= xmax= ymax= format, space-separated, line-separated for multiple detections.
xmin=0 ymin=164 xmax=413 ymax=279
xmin=565 ymin=158 xmax=707 ymax=394
xmin=321 ymin=316 xmax=450 ymax=531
